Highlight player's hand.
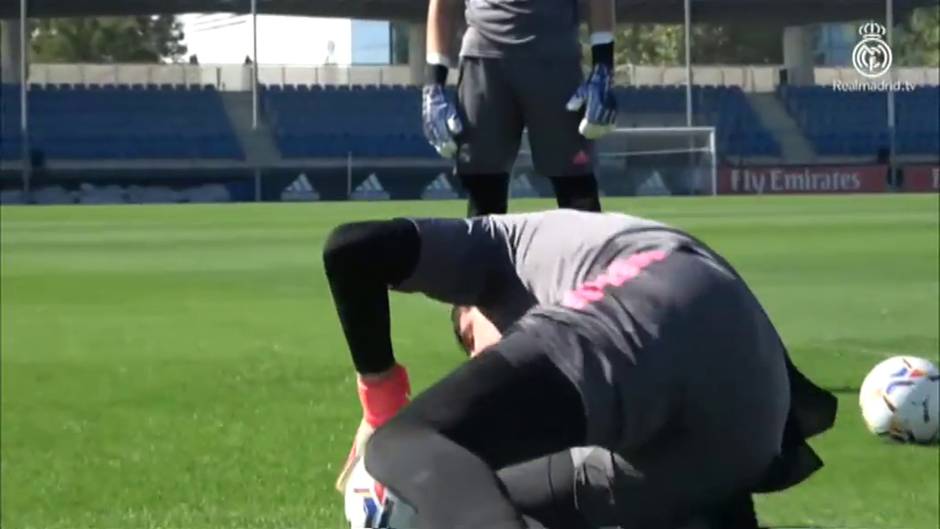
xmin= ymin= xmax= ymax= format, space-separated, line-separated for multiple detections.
xmin=422 ymin=84 xmax=463 ymax=158
xmin=335 ymin=417 xmax=375 ymax=493
xmin=336 ymin=364 xmax=411 ymax=493
xmin=566 ymin=64 xmax=618 ymax=140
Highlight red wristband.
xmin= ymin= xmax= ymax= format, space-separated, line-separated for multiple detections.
xmin=358 ymin=364 xmax=411 ymax=428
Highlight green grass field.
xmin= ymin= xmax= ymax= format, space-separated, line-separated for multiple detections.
xmin=1 ymin=195 xmax=938 ymax=529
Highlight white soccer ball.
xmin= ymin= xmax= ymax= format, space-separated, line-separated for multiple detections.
xmin=859 ymin=356 xmax=940 ymax=443
xmin=344 ymin=458 xmax=417 ymax=529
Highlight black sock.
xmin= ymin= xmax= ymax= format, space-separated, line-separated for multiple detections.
xmin=458 ymin=172 xmax=510 ymax=216
xmin=549 ymin=174 xmax=602 ymax=212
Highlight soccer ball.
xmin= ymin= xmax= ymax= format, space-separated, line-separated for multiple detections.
xmin=859 ymin=356 xmax=940 ymax=443
xmin=344 ymin=458 xmax=416 ymax=529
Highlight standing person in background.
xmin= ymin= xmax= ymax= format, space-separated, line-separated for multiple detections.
xmin=421 ymin=0 xmax=619 ymax=215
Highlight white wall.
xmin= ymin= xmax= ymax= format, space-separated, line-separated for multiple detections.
xmin=180 ymin=14 xmax=353 ymax=66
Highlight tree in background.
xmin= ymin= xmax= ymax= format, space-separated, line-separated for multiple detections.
xmin=895 ymin=5 xmax=940 ymax=66
xmin=31 ymin=16 xmax=187 ymax=63
xmin=688 ymin=24 xmax=782 ymax=65
xmin=614 ymin=9 xmax=938 ymax=68
xmin=613 ymin=24 xmax=684 ymax=65
xmin=595 ymin=23 xmax=782 ymax=69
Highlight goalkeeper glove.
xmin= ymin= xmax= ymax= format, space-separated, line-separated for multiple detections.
xmin=567 ymin=39 xmax=618 ymax=140
xmin=422 ymin=64 xmax=463 ymax=158
xmin=335 ymin=417 xmax=375 ymax=493
xmin=335 ymin=364 xmax=411 ymax=493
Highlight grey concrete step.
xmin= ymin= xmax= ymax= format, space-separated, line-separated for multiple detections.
xmin=220 ymin=91 xmax=281 ymax=166
xmin=747 ymin=92 xmax=817 ymax=164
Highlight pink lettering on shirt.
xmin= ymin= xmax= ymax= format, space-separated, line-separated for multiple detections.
xmin=562 ymin=250 xmax=668 ymax=310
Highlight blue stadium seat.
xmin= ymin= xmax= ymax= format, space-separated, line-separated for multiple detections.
xmin=265 ymin=86 xmax=419 ymax=158
xmin=778 ymin=85 xmax=939 ymax=156
xmin=0 ymin=84 xmax=244 ymax=160
xmin=265 ymin=84 xmax=784 ymax=158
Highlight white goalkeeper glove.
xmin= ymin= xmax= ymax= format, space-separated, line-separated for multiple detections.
xmin=335 ymin=417 xmax=376 ymax=493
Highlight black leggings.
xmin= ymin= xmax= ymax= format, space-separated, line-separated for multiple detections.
xmin=498 ymin=451 xmax=586 ymax=529
xmin=364 ymin=340 xmax=587 ymax=529
xmin=549 ymin=175 xmax=601 ymax=212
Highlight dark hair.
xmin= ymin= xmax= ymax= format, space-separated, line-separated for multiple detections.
xmin=450 ymin=305 xmax=471 ymax=356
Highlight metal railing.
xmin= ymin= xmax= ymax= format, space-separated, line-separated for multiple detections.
xmin=25 ymin=63 xmax=415 ymax=89
xmin=18 ymin=63 xmax=940 ymax=92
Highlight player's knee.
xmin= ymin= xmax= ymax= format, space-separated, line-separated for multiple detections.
xmin=364 ymin=419 xmax=420 ymax=484
xmin=499 ymin=451 xmax=585 ymax=529
xmin=362 ymin=426 xmax=394 ymax=481
xmin=550 ymin=174 xmax=601 ymax=212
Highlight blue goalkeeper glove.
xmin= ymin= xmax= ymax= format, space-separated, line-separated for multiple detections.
xmin=422 ymin=65 xmax=463 ymax=158
xmin=567 ymin=41 xmax=618 ymax=140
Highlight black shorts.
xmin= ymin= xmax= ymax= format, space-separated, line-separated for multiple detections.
xmin=455 ymin=55 xmax=592 ymax=178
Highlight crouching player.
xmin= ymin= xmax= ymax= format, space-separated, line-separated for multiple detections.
xmin=324 ymin=210 xmax=836 ymax=529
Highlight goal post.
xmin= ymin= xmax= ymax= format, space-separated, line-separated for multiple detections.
xmin=514 ymin=126 xmax=718 ymax=197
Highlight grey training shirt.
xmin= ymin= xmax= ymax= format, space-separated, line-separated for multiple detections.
xmin=461 ymin=0 xmax=581 ymax=59
xmin=395 ymin=209 xmax=702 ymax=333
xmin=395 ymin=209 xmax=741 ymax=448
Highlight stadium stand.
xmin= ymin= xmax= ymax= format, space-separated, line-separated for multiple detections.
xmin=0 ymin=84 xmax=244 ymax=160
xmin=262 ymin=84 xmax=779 ymax=159
xmin=0 ymin=85 xmax=23 ymax=160
xmin=263 ymin=85 xmax=436 ymax=158
xmin=4 ymin=82 xmax=935 ymax=164
xmin=615 ymin=85 xmax=780 ymax=156
xmin=778 ymin=85 xmax=940 ymax=156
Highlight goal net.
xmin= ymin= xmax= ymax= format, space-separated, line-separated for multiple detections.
xmin=513 ymin=126 xmax=717 ymax=197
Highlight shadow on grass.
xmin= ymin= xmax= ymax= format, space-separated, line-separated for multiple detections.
xmin=824 ymin=386 xmax=861 ymax=395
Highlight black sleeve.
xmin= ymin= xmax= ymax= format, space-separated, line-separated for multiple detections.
xmin=322 ymin=219 xmax=420 ymax=374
